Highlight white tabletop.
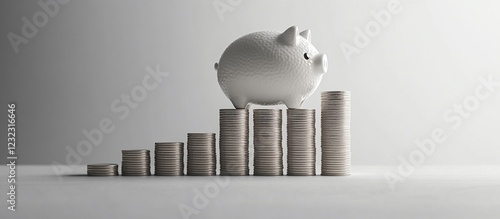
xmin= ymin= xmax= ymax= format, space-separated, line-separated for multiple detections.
xmin=1 ymin=165 xmax=499 ymax=219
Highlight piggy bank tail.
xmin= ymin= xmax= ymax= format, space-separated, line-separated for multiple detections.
xmin=214 ymin=62 xmax=219 ymax=71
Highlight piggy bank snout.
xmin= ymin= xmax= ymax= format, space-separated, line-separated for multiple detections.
xmin=313 ymin=53 xmax=328 ymax=74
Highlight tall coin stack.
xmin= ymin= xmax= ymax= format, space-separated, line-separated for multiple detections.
xmin=187 ymin=133 xmax=216 ymax=176
xmin=253 ymin=109 xmax=283 ymax=176
xmin=154 ymin=142 xmax=184 ymax=176
xmin=219 ymin=109 xmax=249 ymax=176
xmin=121 ymin=149 xmax=151 ymax=176
xmin=287 ymin=109 xmax=316 ymax=176
xmin=321 ymin=91 xmax=351 ymax=176
xmin=87 ymin=163 xmax=119 ymax=176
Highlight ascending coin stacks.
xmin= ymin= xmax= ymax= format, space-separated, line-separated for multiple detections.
xmin=87 ymin=90 xmax=351 ymax=177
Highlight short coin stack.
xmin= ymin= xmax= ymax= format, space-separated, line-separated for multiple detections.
xmin=253 ymin=109 xmax=283 ymax=176
xmin=121 ymin=149 xmax=151 ymax=176
xmin=154 ymin=142 xmax=184 ymax=176
xmin=287 ymin=109 xmax=316 ymax=176
xmin=187 ymin=133 xmax=216 ymax=176
xmin=87 ymin=163 xmax=119 ymax=176
xmin=321 ymin=91 xmax=351 ymax=176
xmin=219 ymin=109 xmax=249 ymax=176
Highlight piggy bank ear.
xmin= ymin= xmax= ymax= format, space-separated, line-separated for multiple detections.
xmin=300 ymin=30 xmax=311 ymax=43
xmin=279 ymin=26 xmax=299 ymax=46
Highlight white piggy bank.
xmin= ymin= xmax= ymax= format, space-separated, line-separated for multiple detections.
xmin=215 ymin=26 xmax=328 ymax=109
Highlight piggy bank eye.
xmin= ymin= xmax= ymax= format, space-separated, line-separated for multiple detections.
xmin=303 ymin=53 xmax=310 ymax=60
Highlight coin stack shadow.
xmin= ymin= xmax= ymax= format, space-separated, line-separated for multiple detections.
xmin=121 ymin=149 xmax=151 ymax=176
xmin=287 ymin=109 xmax=316 ymax=176
xmin=321 ymin=91 xmax=351 ymax=176
xmin=253 ymin=109 xmax=283 ymax=176
xmin=219 ymin=109 xmax=249 ymax=176
xmin=187 ymin=133 xmax=216 ymax=176
xmin=154 ymin=142 xmax=184 ymax=176
xmin=87 ymin=163 xmax=119 ymax=176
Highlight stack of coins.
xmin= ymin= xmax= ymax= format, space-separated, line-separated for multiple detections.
xmin=321 ymin=91 xmax=351 ymax=176
xmin=187 ymin=133 xmax=216 ymax=176
xmin=154 ymin=142 xmax=184 ymax=176
xmin=121 ymin=149 xmax=151 ymax=176
xmin=253 ymin=109 xmax=283 ymax=176
xmin=219 ymin=109 xmax=249 ymax=176
xmin=87 ymin=163 xmax=119 ymax=176
xmin=287 ymin=109 xmax=316 ymax=176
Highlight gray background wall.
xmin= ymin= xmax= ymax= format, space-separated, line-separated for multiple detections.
xmin=1 ymin=0 xmax=499 ymax=167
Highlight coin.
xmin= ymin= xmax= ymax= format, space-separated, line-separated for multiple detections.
xmin=219 ymin=109 xmax=249 ymax=176
xmin=121 ymin=149 xmax=151 ymax=176
xmin=287 ymin=109 xmax=316 ymax=176
xmin=154 ymin=142 xmax=184 ymax=176
xmin=253 ymin=109 xmax=283 ymax=176
xmin=187 ymin=133 xmax=216 ymax=176
xmin=321 ymin=91 xmax=351 ymax=176
xmin=87 ymin=163 xmax=119 ymax=176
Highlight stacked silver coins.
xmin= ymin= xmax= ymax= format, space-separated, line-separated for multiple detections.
xmin=253 ymin=109 xmax=283 ymax=176
xmin=321 ymin=91 xmax=351 ymax=176
xmin=87 ymin=163 xmax=119 ymax=176
xmin=187 ymin=133 xmax=216 ymax=176
xmin=287 ymin=109 xmax=316 ymax=176
xmin=219 ymin=109 xmax=249 ymax=176
xmin=121 ymin=149 xmax=151 ymax=176
xmin=154 ymin=142 xmax=184 ymax=176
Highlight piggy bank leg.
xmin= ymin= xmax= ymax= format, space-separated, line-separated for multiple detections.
xmin=283 ymin=98 xmax=303 ymax=109
xmin=230 ymin=97 xmax=249 ymax=109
